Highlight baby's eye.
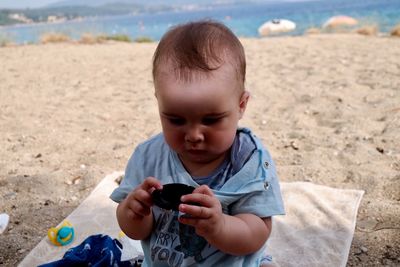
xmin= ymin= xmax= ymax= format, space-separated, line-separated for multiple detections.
xmin=202 ymin=117 xmax=221 ymax=125
xmin=168 ymin=118 xmax=185 ymax=126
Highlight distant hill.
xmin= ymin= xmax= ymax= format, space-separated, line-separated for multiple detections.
xmin=0 ymin=0 xmax=260 ymax=26
xmin=48 ymin=0 xmax=233 ymax=8
xmin=49 ymin=0 xmax=142 ymax=7
xmin=0 ymin=2 xmax=174 ymax=26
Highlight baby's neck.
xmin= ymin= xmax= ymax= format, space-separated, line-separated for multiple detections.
xmin=180 ymin=151 xmax=229 ymax=177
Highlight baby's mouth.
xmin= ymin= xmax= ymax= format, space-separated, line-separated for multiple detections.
xmin=187 ymin=149 xmax=203 ymax=154
xmin=186 ymin=148 xmax=209 ymax=158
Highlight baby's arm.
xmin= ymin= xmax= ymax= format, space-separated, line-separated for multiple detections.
xmin=179 ymin=185 xmax=272 ymax=255
xmin=116 ymin=177 xmax=162 ymax=240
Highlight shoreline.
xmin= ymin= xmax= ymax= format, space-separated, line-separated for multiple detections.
xmin=0 ymin=30 xmax=398 ymax=47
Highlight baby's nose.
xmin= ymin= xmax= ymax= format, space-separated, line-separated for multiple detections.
xmin=185 ymin=126 xmax=204 ymax=143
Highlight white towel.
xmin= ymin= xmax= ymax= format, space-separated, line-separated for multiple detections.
xmin=19 ymin=172 xmax=363 ymax=267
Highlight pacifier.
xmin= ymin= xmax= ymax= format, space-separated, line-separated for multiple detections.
xmin=47 ymin=220 xmax=74 ymax=246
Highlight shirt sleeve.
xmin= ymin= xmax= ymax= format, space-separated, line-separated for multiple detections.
xmin=229 ymin=159 xmax=285 ymax=218
xmin=110 ymin=145 xmax=145 ymax=203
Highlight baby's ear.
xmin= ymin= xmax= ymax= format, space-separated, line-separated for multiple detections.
xmin=239 ymin=91 xmax=250 ymax=118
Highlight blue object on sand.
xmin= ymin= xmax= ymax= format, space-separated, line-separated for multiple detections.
xmin=38 ymin=234 xmax=134 ymax=267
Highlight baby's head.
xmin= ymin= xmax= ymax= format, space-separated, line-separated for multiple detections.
xmin=152 ymin=20 xmax=246 ymax=92
xmin=152 ymin=20 xmax=249 ymax=175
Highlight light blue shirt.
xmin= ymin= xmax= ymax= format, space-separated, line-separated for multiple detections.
xmin=110 ymin=128 xmax=285 ymax=267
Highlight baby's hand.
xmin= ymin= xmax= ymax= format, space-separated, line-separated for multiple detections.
xmin=122 ymin=177 xmax=162 ymax=220
xmin=178 ymin=185 xmax=225 ymax=240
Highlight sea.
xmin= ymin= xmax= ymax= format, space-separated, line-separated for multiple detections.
xmin=1 ymin=0 xmax=400 ymax=44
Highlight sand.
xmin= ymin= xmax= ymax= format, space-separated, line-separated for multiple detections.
xmin=0 ymin=34 xmax=399 ymax=266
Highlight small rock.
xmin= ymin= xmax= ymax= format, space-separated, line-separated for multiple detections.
xmin=360 ymin=246 xmax=368 ymax=253
xmin=4 ymin=192 xmax=17 ymax=200
xmin=284 ymin=141 xmax=299 ymax=150
xmin=7 ymin=169 xmax=17 ymax=175
xmin=385 ymin=150 xmax=393 ymax=156
xmin=72 ymin=176 xmax=81 ymax=185
xmin=354 ymin=248 xmax=362 ymax=255
xmin=113 ymin=143 xmax=124 ymax=150
xmin=290 ymin=141 xmax=299 ymax=150
xmin=363 ymin=136 xmax=373 ymax=141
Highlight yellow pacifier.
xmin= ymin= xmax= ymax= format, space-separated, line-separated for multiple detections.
xmin=47 ymin=220 xmax=74 ymax=246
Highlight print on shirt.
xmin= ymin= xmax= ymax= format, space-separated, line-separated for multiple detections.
xmin=151 ymin=208 xmax=218 ymax=266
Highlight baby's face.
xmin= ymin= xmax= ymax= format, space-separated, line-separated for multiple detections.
xmin=155 ymin=62 xmax=248 ymax=175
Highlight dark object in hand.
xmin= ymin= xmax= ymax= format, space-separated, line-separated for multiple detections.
xmin=152 ymin=183 xmax=195 ymax=211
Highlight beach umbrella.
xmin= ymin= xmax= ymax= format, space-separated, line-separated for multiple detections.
xmin=323 ymin=15 xmax=358 ymax=28
xmin=258 ymin=19 xmax=296 ymax=36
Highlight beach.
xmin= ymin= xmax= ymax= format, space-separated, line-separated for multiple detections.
xmin=0 ymin=34 xmax=399 ymax=266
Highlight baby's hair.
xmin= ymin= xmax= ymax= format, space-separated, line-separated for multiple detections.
xmin=152 ymin=20 xmax=246 ymax=90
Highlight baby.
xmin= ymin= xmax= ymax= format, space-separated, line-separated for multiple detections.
xmin=111 ymin=20 xmax=285 ymax=266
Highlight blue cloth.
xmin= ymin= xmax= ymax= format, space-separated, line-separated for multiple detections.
xmin=111 ymin=128 xmax=285 ymax=267
xmin=193 ymin=130 xmax=256 ymax=190
xmin=39 ymin=234 xmax=133 ymax=267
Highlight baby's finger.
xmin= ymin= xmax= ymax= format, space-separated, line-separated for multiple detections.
xmin=129 ymin=199 xmax=151 ymax=217
xmin=141 ymin=177 xmax=163 ymax=192
xmin=179 ymin=203 xmax=211 ymax=219
xmin=134 ymin=188 xmax=154 ymax=206
xmin=192 ymin=184 xmax=214 ymax=196
xmin=181 ymin=192 xmax=213 ymax=208
xmin=178 ymin=215 xmax=199 ymax=227
xmin=126 ymin=206 xmax=143 ymax=220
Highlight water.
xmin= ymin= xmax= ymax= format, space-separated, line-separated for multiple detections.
xmin=1 ymin=0 xmax=400 ymax=44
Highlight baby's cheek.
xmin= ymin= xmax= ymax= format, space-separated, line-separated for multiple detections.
xmin=165 ymin=133 xmax=183 ymax=149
